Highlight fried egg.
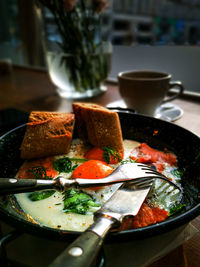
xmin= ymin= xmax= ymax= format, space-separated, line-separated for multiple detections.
xmin=16 ymin=139 xmax=140 ymax=232
xmin=16 ymin=139 xmax=182 ymax=232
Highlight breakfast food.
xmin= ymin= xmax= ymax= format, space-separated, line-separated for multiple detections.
xmin=20 ymin=111 xmax=75 ymax=159
xmin=16 ymin=105 xmax=184 ymax=232
xmin=72 ymin=102 xmax=124 ymax=152
xmin=16 ymin=138 xmax=183 ymax=232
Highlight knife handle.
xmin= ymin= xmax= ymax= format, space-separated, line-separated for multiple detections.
xmin=49 ymin=216 xmax=116 ymax=267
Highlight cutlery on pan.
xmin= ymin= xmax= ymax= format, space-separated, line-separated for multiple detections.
xmin=0 ymin=163 xmax=181 ymax=195
xmin=49 ymin=168 xmax=154 ymax=267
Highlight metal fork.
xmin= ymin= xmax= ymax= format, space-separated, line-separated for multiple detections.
xmin=0 ymin=163 xmax=181 ymax=195
xmin=129 ymin=163 xmax=182 ymax=191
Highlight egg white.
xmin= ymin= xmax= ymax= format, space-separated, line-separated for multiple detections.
xmin=16 ymin=139 xmax=139 ymax=231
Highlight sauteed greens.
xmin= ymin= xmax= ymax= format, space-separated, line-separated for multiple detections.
xmin=28 ymin=190 xmax=55 ymax=201
xmin=28 ymin=184 xmax=100 ymax=214
xmin=53 ymin=157 xmax=78 ymax=173
xmin=169 ymin=203 xmax=186 ymax=216
xmin=62 ymin=188 xmax=100 ymax=215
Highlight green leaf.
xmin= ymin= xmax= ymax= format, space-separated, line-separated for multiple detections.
xmin=169 ymin=203 xmax=186 ymax=216
xmin=53 ymin=157 xmax=74 ymax=173
xmin=171 ymin=168 xmax=184 ymax=178
xmin=120 ymin=158 xmax=137 ymax=165
xmin=70 ymin=158 xmax=88 ymax=162
xmin=102 ymin=147 xmax=122 ymax=164
xmin=28 ymin=190 xmax=56 ymax=201
xmin=62 ymin=188 xmax=100 ymax=215
xmin=53 ymin=157 xmax=87 ymax=173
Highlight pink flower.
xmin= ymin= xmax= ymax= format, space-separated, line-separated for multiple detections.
xmin=94 ymin=0 xmax=109 ymax=13
xmin=63 ymin=0 xmax=78 ymax=11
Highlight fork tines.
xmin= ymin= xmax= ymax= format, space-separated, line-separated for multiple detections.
xmin=127 ymin=177 xmax=153 ymax=190
xmin=134 ymin=163 xmax=182 ymax=192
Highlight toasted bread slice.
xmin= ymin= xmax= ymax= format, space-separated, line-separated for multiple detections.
xmin=20 ymin=111 xmax=75 ymax=159
xmin=72 ymin=103 xmax=124 ymax=152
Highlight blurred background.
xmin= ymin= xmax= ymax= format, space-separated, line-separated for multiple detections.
xmin=1 ymin=0 xmax=200 ymax=93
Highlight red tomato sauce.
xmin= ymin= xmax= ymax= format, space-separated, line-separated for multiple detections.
xmin=18 ymin=157 xmax=58 ymax=179
xmin=119 ymin=203 xmax=169 ymax=230
xmin=122 ymin=142 xmax=177 ymax=229
xmin=130 ymin=143 xmax=177 ymax=166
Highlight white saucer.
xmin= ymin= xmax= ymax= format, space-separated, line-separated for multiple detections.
xmin=155 ymin=103 xmax=184 ymax=122
xmin=106 ymin=100 xmax=127 ymax=109
xmin=107 ymin=101 xmax=184 ymax=122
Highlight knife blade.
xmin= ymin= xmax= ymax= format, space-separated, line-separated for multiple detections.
xmin=97 ymin=181 xmax=151 ymax=224
xmin=49 ymin=181 xmax=152 ymax=267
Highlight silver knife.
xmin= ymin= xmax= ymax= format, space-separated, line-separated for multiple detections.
xmin=49 ymin=180 xmax=152 ymax=267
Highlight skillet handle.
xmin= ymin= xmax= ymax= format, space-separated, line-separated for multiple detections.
xmin=49 ymin=216 xmax=116 ymax=267
xmin=0 ymin=178 xmax=55 ymax=194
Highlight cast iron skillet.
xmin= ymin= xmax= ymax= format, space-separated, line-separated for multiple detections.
xmin=0 ymin=109 xmax=200 ymax=245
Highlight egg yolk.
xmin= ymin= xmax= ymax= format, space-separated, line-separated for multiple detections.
xmin=72 ymin=160 xmax=114 ymax=179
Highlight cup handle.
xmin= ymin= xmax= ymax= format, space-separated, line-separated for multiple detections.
xmin=162 ymin=81 xmax=184 ymax=103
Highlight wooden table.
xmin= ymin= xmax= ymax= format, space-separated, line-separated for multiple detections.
xmin=0 ymin=65 xmax=200 ymax=267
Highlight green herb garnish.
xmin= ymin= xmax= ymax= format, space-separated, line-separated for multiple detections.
xmin=102 ymin=147 xmax=122 ymax=164
xmin=53 ymin=157 xmax=88 ymax=173
xmin=70 ymin=158 xmax=89 ymax=162
xmin=171 ymin=168 xmax=184 ymax=178
xmin=53 ymin=157 xmax=75 ymax=173
xmin=169 ymin=203 xmax=186 ymax=216
xmin=28 ymin=166 xmax=51 ymax=180
xmin=120 ymin=158 xmax=137 ymax=165
xmin=28 ymin=190 xmax=55 ymax=201
xmin=62 ymin=188 xmax=100 ymax=215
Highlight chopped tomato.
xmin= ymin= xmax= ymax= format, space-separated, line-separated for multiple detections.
xmin=153 ymin=163 xmax=164 ymax=172
xmin=119 ymin=203 xmax=169 ymax=230
xmin=135 ymin=155 xmax=152 ymax=164
xmin=132 ymin=203 xmax=157 ymax=228
xmin=84 ymin=147 xmax=104 ymax=161
xmin=131 ymin=143 xmax=177 ymax=165
xmin=151 ymin=206 xmax=169 ymax=223
xmin=18 ymin=157 xmax=58 ymax=179
xmin=72 ymin=160 xmax=114 ymax=179
xmin=84 ymin=147 xmax=123 ymax=164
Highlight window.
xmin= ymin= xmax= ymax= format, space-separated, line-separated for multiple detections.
xmin=1 ymin=0 xmax=200 ymax=94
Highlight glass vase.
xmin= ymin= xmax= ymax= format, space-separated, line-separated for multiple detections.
xmin=46 ymin=41 xmax=112 ymax=99
xmin=34 ymin=0 xmax=113 ymax=99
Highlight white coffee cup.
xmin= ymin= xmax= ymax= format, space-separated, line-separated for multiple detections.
xmin=118 ymin=70 xmax=184 ymax=116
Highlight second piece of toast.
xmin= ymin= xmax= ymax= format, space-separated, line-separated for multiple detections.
xmin=73 ymin=103 xmax=124 ymax=152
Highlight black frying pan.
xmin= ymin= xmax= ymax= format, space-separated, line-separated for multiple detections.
xmin=0 ymin=109 xmax=200 ymax=246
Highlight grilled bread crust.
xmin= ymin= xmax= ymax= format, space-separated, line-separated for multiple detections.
xmin=72 ymin=103 xmax=124 ymax=152
xmin=20 ymin=111 xmax=75 ymax=159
